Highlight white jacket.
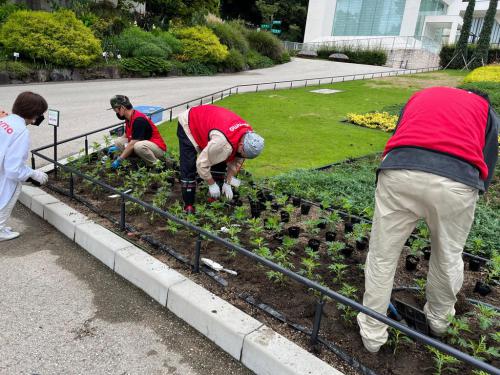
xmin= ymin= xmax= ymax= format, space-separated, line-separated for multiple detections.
xmin=0 ymin=114 xmax=33 ymax=210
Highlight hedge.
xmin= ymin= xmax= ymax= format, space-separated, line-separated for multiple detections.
xmin=317 ymin=46 xmax=387 ymax=66
xmin=0 ymin=9 xmax=101 ymax=68
xmin=120 ymin=56 xmax=174 ymax=77
xmin=174 ymin=26 xmax=228 ymax=64
xmin=207 ymin=20 xmax=249 ymax=55
xmin=439 ymin=44 xmax=500 ymax=68
xmin=463 ymin=65 xmax=500 ymax=83
xmin=111 ymin=27 xmax=174 ymax=59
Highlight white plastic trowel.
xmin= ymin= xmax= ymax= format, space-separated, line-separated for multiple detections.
xmin=201 ymin=258 xmax=238 ymax=276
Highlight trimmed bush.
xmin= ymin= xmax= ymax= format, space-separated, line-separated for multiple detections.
xmin=0 ymin=9 xmax=102 ymax=68
xmin=120 ymin=56 xmax=174 ymax=77
xmin=111 ymin=27 xmax=172 ymax=58
xmin=174 ymin=26 xmax=228 ymax=64
xmin=246 ymin=30 xmax=287 ymax=63
xmin=317 ymin=46 xmax=387 ymax=66
xmin=346 ymin=112 xmax=398 ymax=132
xmin=0 ymin=2 xmax=24 ymax=24
xmin=207 ymin=21 xmax=249 ymax=55
xmin=152 ymin=30 xmax=183 ymax=55
xmin=223 ymin=49 xmax=246 ymax=72
xmin=246 ymin=50 xmax=274 ymax=69
xmin=440 ymin=45 xmax=500 ymax=68
xmin=464 ymin=65 xmax=500 ymax=83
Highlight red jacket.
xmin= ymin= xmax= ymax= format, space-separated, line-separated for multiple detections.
xmin=125 ymin=110 xmax=167 ymax=151
xmin=188 ymin=105 xmax=252 ymax=162
xmin=384 ymin=87 xmax=490 ymax=179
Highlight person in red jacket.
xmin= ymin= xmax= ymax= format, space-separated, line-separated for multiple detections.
xmin=177 ymin=105 xmax=264 ymax=214
xmin=357 ymin=87 xmax=498 ymax=353
xmin=108 ymin=95 xmax=167 ymax=168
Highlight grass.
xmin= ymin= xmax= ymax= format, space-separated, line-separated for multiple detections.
xmin=157 ymin=70 xmax=468 ymax=178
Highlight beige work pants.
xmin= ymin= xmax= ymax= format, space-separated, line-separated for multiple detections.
xmin=357 ymin=169 xmax=478 ymax=352
xmin=114 ymin=137 xmax=164 ymax=165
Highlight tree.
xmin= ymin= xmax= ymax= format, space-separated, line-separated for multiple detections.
xmin=470 ymin=0 xmax=498 ymax=68
xmin=451 ymin=0 xmax=474 ymax=69
xmin=256 ymin=0 xmax=278 ymax=23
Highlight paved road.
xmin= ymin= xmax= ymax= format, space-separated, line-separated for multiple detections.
xmin=0 ymin=58 xmax=397 ymax=164
xmin=0 ymin=204 xmax=253 ymax=375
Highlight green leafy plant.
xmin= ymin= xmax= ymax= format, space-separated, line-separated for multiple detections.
xmin=387 ymin=327 xmax=412 ymax=355
xmin=328 ymin=262 xmax=348 ymax=284
xmin=446 ymin=315 xmax=471 ymax=348
xmin=174 ymin=25 xmax=228 ymax=64
xmin=414 ymin=277 xmax=427 ymax=301
xmin=473 ymin=304 xmax=500 ymax=331
xmin=426 ymin=346 xmax=460 ymax=375
xmin=466 ymin=335 xmax=500 ymax=361
xmin=336 ymin=283 xmax=358 ymax=325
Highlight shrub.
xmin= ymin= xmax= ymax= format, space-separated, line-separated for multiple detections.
xmin=0 ymin=2 xmax=24 ymax=24
xmin=90 ymin=16 xmax=129 ymax=39
xmin=0 ymin=60 xmax=32 ymax=79
xmin=120 ymin=56 xmax=174 ymax=77
xmin=223 ymin=49 xmax=246 ymax=71
xmin=152 ymin=30 xmax=183 ymax=54
xmin=111 ymin=26 xmax=172 ymax=58
xmin=440 ymin=45 xmax=500 ymax=68
xmin=317 ymin=46 xmax=387 ymax=66
xmin=246 ymin=50 xmax=274 ymax=69
xmin=182 ymin=60 xmax=217 ymax=75
xmin=207 ymin=21 xmax=249 ymax=55
xmin=0 ymin=9 xmax=102 ymax=68
xmin=463 ymin=65 xmax=500 ymax=83
xmin=346 ymin=112 xmax=398 ymax=132
xmin=246 ymin=30 xmax=287 ymax=63
xmin=459 ymin=81 xmax=500 ymax=113
xmin=174 ymin=26 xmax=228 ymax=64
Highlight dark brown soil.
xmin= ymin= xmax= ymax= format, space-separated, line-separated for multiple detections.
xmin=45 ymin=166 xmax=499 ymax=375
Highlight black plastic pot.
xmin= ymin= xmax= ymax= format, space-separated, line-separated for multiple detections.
xmin=280 ymin=211 xmax=290 ymax=223
xmin=405 ymin=255 xmax=419 ymax=271
xmin=258 ymin=190 xmax=274 ymax=202
xmin=341 ymin=246 xmax=354 ymax=258
xmin=166 ymin=176 xmax=176 ymax=185
xmin=250 ymin=201 xmax=261 ymax=218
xmin=350 ymin=217 xmax=361 ymax=224
xmin=271 ymin=202 xmax=282 ymax=211
xmin=356 ymin=238 xmax=369 ymax=251
xmin=233 ymin=191 xmax=240 ymax=200
xmin=308 ymin=239 xmax=321 ymax=252
xmin=300 ymin=203 xmax=311 ymax=215
xmin=325 ymin=231 xmax=336 ymax=242
xmin=423 ymin=248 xmax=431 ymax=261
xmin=469 ymin=258 xmax=481 ymax=272
xmin=288 ymin=226 xmax=300 ymax=238
xmin=317 ymin=218 xmax=327 ymax=229
xmin=273 ymin=231 xmax=285 ymax=244
xmin=344 ymin=221 xmax=353 ymax=233
xmin=474 ymin=281 xmax=492 ymax=296
xmin=292 ymin=197 xmax=302 ymax=207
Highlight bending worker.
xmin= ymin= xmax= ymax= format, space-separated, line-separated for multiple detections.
xmin=108 ymin=95 xmax=167 ymax=168
xmin=0 ymin=92 xmax=50 ymax=241
xmin=177 ymin=104 xmax=264 ymax=214
xmin=357 ymin=86 xmax=498 ymax=353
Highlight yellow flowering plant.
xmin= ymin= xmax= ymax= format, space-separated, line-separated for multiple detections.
xmin=345 ymin=111 xmax=398 ymax=132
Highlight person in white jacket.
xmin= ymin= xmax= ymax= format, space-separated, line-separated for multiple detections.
xmin=0 ymin=92 xmax=49 ymax=241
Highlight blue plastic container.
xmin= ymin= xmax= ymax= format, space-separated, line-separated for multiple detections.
xmin=134 ymin=105 xmax=164 ymax=124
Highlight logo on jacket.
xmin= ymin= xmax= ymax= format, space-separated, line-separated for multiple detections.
xmin=229 ymin=123 xmax=249 ymax=132
xmin=0 ymin=121 xmax=13 ymax=135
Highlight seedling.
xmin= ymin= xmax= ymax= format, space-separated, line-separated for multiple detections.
xmin=336 ymin=283 xmax=358 ymax=325
xmin=426 ymin=346 xmax=460 ymax=375
xmin=446 ymin=315 xmax=470 ymax=348
xmin=387 ymin=327 xmax=412 ymax=355
xmin=466 ymin=335 xmax=499 ymax=361
xmin=472 ymin=304 xmax=500 ymax=331
xmin=328 ymin=262 xmax=348 ymax=284
xmin=327 ymin=241 xmax=345 ymax=261
xmin=414 ymin=278 xmax=427 ymax=301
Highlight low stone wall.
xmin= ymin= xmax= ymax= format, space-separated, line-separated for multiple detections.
xmin=385 ymin=49 xmax=440 ymax=69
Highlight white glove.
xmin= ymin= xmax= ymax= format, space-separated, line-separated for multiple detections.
xmin=31 ymin=170 xmax=48 ymax=185
xmin=208 ymin=183 xmax=221 ymax=199
xmin=222 ymin=183 xmax=233 ymax=200
xmin=228 ymin=177 xmax=241 ymax=188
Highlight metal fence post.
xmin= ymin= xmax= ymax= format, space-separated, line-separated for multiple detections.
xmin=120 ymin=195 xmax=126 ymax=231
xmin=84 ymin=136 xmax=89 ymax=157
xmin=31 ymin=154 xmax=36 ymax=169
xmin=310 ymin=298 xmax=325 ymax=346
xmin=193 ymin=234 xmax=202 ymax=273
xmin=69 ymin=172 xmax=74 ymax=198
xmin=169 ymin=109 xmax=173 ymax=122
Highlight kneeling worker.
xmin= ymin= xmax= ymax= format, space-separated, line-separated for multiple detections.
xmin=108 ymin=95 xmax=167 ymax=168
xmin=177 ymin=104 xmax=264 ymax=214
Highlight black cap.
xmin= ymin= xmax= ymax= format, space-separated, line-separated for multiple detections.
xmin=109 ymin=95 xmax=132 ymax=109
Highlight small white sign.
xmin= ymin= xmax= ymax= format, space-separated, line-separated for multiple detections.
xmin=13 ymin=52 xmax=19 ymax=58
xmin=48 ymin=109 xmax=60 ymax=127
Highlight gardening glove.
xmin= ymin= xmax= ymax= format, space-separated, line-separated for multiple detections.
xmin=208 ymin=183 xmax=221 ymax=199
xmin=228 ymin=176 xmax=241 ymax=188
xmin=30 ymin=170 xmax=48 ymax=185
xmin=111 ymin=157 xmax=122 ymax=169
xmin=222 ymin=183 xmax=233 ymax=200
xmin=107 ymin=145 xmax=119 ymax=154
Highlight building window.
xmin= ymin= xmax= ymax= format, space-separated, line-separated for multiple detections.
xmin=415 ymin=0 xmax=448 ymax=38
xmin=332 ymin=0 xmax=406 ymax=37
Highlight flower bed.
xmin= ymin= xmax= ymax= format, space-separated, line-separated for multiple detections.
xmin=44 ymin=144 xmax=499 ymax=375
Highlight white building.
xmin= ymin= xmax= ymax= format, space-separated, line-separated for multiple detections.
xmin=304 ymin=0 xmax=500 ymax=48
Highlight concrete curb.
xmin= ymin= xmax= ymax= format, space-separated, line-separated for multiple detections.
xmin=19 ymin=184 xmax=343 ymax=375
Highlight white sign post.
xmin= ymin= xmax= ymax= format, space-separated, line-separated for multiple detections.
xmin=48 ymin=109 xmax=60 ymax=176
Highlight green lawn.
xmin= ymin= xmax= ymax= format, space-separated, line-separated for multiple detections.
xmin=158 ymin=70 xmax=468 ymax=178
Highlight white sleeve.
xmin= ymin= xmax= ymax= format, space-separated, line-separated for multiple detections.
xmin=4 ymin=129 xmax=33 ymax=182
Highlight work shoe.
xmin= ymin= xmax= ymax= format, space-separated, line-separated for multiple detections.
xmin=0 ymin=228 xmax=20 ymax=242
xmin=184 ymin=205 xmax=196 ymax=215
